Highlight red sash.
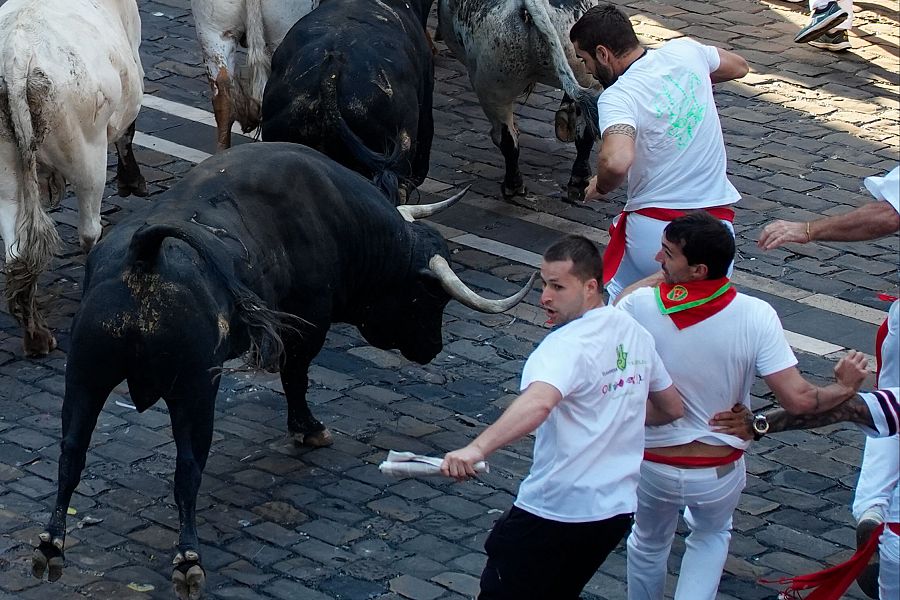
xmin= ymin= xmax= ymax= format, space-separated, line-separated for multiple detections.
xmin=764 ymin=522 xmax=900 ymax=600
xmin=602 ymin=206 xmax=735 ymax=285
xmin=655 ymin=277 xmax=737 ymax=330
xmin=644 ymin=448 xmax=743 ymax=468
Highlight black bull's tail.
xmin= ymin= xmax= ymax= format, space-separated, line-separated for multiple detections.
xmin=125 ymin=223 xmax=305 ymax=370
xmin=321 ymin=50 xmax=404 ymax=204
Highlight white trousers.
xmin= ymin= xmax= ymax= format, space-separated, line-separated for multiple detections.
xmin=880 ymin=527 xmax=899 ymax=599
xmin=606 ymin=213 xmax=735 ymax=303
xmin=626 ymin=457 xmax=747 ymax=600
xmin=853 ymin=435 xmax=899 ymax=521
xmin=809 ymin=0 xmax=854 ymax=30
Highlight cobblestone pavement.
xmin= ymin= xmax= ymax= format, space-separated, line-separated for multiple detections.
xmin=0 ymin=0 xmax=898 ymax=598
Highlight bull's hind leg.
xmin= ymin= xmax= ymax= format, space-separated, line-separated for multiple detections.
xmin=281 ymin=332 xmax=333 ymax=448
xmin=477 ymin=93 xmax=525 ymax=199
xmin=114 ymin=120 xmax=148 ymax=198
xmin=165 ymin=379 xmax=217 ymax=600
xmin=67 ymin=139 xmax=109 ymax=253
xmin=566 ymin=110 xmax=597 ymax=204
xmin=555 ymin=93 xmax=577 ymax=143
xmin=33 ymin=375 xmax=118 ymax=581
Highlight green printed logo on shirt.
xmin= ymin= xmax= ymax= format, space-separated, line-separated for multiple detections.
xmin=652 ymin=71 xmax=706 ymax=149
xmin=616 ymin=344 xmax=628 ymax=371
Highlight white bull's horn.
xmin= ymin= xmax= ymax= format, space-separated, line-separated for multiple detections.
xmin=428 ymin=255 xmax=538 ymax=313
xmin=397 ymin=186 xmax=471 ymax=222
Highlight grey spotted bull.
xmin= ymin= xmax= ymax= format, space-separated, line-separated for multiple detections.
xmin=31 ymin=143 xmax=535 ymax=600
xmin=439 ymin=0 xmax=600 ymax=202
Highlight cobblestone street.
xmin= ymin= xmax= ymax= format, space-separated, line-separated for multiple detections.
xmin=0 ymin=0 xmax=898 ymax=598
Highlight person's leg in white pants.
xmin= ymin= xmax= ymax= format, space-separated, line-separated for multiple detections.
xmin=627 ymin=458 xmax=746 ymax=600
xmin=853 ymin=436 xmax=898 ymax=521
xmin=879 ymin=527 xmax=900 ymax=599
xmin=808 ymin=0 xmax=854 ymax=30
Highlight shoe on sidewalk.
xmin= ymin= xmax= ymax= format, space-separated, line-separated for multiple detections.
xmin=794 ymin=1 xmax=850 ymax=44
xmin=855 ymin=506 xmax=885 ymax=599
xmin=808 ymin=30 xmax=851 ymax=51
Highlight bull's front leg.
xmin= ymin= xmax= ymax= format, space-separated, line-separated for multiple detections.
xmin=281 ymin=332 xmax=333 ymax=448
xmin=555 ymin=93 xmax=577 ymax=143
xmin=566 ymin=109 xmax=597 ymax=204
xmin=33 ymin=379 xmax=112 ymax=581
xmin=164 ymin=378 xmax=217 ymax=600
xmin=114 ymin=120 xmax=148 ymax=198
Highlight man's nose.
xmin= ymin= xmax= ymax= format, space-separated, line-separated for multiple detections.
xmin=654 ymin=249 xmax=664 ymax=264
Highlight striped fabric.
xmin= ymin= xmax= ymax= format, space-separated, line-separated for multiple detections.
xmin=859 ymin=388 xmax=899 ymax=438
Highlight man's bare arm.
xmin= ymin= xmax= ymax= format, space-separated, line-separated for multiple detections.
xmin=710 ymin=395 xmax=875 ymax=438
xmin=584 ymin=124 xmax=636 ymax=201
xmin=759 ymin=201 xmax=900 ymax=250
xmin=710 ymin=48 xmax=749 ymax=83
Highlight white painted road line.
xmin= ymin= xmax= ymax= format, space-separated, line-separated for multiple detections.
xmin=133 ymin=94 xmax=890 ymax=361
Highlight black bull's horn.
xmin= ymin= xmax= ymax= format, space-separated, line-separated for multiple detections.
xmin=428 ymin=255 xmax=538 ymax=314
xmin=398 ymin=185 xmax=537 ymax=313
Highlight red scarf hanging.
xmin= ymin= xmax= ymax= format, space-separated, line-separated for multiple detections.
xmin=602 ymin=206 xmax=735 ymax=285
xmin=654 ymin=277 xmax=737 ymax=330
xmin=764 ymin=522 xmax=900 ymax=600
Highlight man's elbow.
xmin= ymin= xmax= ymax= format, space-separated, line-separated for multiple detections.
xmin=733 ymin=57 xmax=750 ymax=79
xmin=597 ymin=157 xmax=630 ymax=184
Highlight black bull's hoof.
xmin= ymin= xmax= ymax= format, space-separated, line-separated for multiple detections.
xmin=292 ymin=427 xmax=334 ymax=448
xmin=32 ymin=531 xmax=65 ymax=582
xmin=172 ymin=550 xmax=206 ymax=600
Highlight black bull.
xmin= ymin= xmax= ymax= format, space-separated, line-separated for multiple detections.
xmin=30 ymin=143 xmax=535 ymax=599
xmin=262 ymin=0 xmax=434 ymax=204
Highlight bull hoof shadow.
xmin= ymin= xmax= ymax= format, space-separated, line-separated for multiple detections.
xmin=292 ymin=428 xmax=334 ymax=448
xmin=172 ymin=551 xmax=206 ymax=600
xmin=554 ymin=107 xmax=577 ymax=143
xmin=117 ymin=176 xmax=149 ymax=198
xmin=32 ymin=532 xmax=64 ymax=582
xmin=24 ymin=328 xmax=57 ymax=358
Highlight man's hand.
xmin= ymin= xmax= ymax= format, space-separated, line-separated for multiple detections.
xmin=834 ymin=350 xmax=869 ymax=393
xmin=758 ymin=220 xmax=809 ymax=250
xmin=583 ymin=175 xmax=606 ymax=202
xmin=709 ymin=403 xmax=753 ymax=440
xmin=441 ymin=445 xmax=485 ymax=482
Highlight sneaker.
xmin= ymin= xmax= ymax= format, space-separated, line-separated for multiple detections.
xmin=855 ymin=506 xmax=885 ymax=599
xmin=808 ymin=30 xmax=852 ymax=51
xmin=794 ymin=1 xmax=850 ymax=44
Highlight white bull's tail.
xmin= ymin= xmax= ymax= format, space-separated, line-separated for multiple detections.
xmin=244 ymin=0 xmax=271 ymax=105
xmin=2 ymin=44 xmax=61 ymax=278
xmin=520 ymin=0 xmax=599 ymax=135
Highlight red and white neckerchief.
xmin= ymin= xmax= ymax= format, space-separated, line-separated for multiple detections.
xmin=654 ymin=277 xmax=737 ymax=330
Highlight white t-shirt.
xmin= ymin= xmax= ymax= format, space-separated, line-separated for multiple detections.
xmin=857 ymin=389 xmax=899 ymax=522
xmin=514 ymin=306 xmax=673 ymax=523
xmin=597 ymin=38 xmax=740 ymax=212
xmin=881 ymin=301 xmax=899 ymax=388
xmin=617 ymin=288 xmax=797 ymax=450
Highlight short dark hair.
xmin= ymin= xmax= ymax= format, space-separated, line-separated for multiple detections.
xmin=664 ymin=212 xmax=735 ymax=279
xmin=543 ymin=235 xmax=603 ymax=283
xmin=569 ymin=4 xmax=640 ymax=58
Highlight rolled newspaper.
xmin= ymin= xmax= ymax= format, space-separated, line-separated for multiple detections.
xmin=378 ymin=450 xmax=489 ymax=477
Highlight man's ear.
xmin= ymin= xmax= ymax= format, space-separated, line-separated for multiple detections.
xmin=690 ymin=263 xmax=709 ymax=280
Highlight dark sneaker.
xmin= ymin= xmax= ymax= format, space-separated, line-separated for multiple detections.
xmin=794 ymin=1 xmax=850 ymax=44
xmin=855 ymin=507 xmax=884 ymax=599
xmin=808 ymin=30 xmax=851 ymax=51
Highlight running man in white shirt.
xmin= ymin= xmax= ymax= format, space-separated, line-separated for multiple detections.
xmin=568 ymin=4 xmax=748 ymax=303
xmin=615 ymin=212 xmax=869 ymax=600
xmin=441 ymin=234 xmax=684 ymax=600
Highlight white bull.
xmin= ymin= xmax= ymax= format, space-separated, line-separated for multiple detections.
xmin=0 ymin=0 xmax=145 ymax=357
xmin=192 ymin=0 xmax=319 ymax=150
xmin=438 ymin=0 xmax=600 ymax=202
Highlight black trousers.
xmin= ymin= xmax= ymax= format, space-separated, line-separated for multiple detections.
xmin=478 ymin=506 xmax=633 ymax=600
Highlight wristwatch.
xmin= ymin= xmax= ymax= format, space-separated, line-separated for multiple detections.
xmin=752 ymin=413 xmax=769 ymax=441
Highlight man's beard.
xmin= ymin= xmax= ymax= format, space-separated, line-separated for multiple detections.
xmin=596 ymin=63 xmax=618 ymax=88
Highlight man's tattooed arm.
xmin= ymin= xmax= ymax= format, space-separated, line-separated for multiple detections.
xmin=602 ymin=123 xmax=636 ymax=140
xmin=765 ymin=395 xmax=875 ymax=434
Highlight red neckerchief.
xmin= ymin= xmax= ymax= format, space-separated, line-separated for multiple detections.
xmin=654 ymin=277 xmax=736 ymax=330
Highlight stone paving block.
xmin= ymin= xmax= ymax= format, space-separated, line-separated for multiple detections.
xmin=390 ymin=574 xmax=444 ymax=600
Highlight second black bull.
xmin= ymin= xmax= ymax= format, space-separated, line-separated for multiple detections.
xmin=262 ymin=0 xmax=434 ymax=204
xmin=31 ymin=143 xmax=535 ymax=599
